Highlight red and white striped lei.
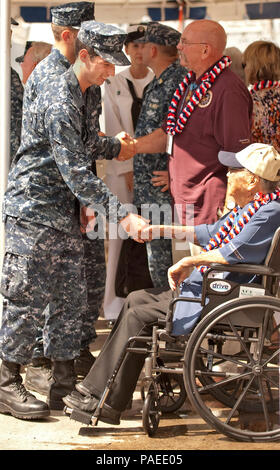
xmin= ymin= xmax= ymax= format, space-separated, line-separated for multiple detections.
xmin=198 ymin=189 xmax=280 ymax=274
xmin=166 ymin=56 xmax=232 ymax=136
xmin=251 ymin=80 xmax=280 ymax=94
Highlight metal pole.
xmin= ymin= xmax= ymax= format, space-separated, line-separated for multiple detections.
xmin=0 ymin=0 xmax=11 ymax=322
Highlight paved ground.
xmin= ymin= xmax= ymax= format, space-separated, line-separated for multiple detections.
xmin=0 ymin=319 xmax=279 ymax=452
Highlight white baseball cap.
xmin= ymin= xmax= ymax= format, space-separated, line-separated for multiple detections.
xmin=218 ymin=143 xmax=280 ymax=182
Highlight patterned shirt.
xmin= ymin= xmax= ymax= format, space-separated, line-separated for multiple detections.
xmin=3 ymin=67 xmax=128 ymax=234
xmin=251 ymin=88 xmax=280 ymax=152
xmin=133 ymin=61 xmax=186 ymax=207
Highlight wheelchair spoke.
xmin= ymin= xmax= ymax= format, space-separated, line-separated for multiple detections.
xmin=264 ymin=377 xmax=274 ymax=406
xmin=257 ymin=308 xmax=273 ymax=358
xmin=196 ymin=369 xmax=252 ymax=393
xmin=226 ymin=317 xmax=254 ymax=364
xmin=225 ymin=375 xmax=255 ymax=425
xmin=262 ymin=349 xmax=280 ymax=367
xmin=262 ymin=370 xmax=279 ymax=388
xmin=257 ymin=376 xmax=271 ymax=431
xmin=199 ymin=346 xmax=253 ymax=370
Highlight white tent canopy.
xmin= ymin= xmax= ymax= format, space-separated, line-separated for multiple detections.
xmin=9 ymin=0 xmax=280 ymax=24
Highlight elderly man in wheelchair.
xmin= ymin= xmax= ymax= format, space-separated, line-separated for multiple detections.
xmin=64 ymin=143 xmax=280 ymax=442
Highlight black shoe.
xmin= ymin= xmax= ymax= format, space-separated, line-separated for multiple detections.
xmin=25 ymin=358 xmax=53 ymax=395
xmin=63 ymin=390 xmax=99 ymax=411
xmin=74 ymin=348 xmax=96 ymax=378
xmin=47 ymin=360 xmax=76 ymax=410
xmin=75 ymin=381 xmax=91 ymax=396
xmin=63 ymin=390 xmax=121 ymax=425
xmin=0 ymin=361 xmax=50 ymax=420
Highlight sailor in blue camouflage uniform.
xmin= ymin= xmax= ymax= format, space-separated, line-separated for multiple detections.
xmin=20 ymin=3 xmax=121 ymax=392
xmin=133 ymin=22 xmax=186 ymax=287
xmin=0 ymin=20 xmax=143 ymax=419
xmin=10 ymin=18 xmax=23 ymax=167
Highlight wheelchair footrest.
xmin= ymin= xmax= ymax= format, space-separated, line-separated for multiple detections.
xmin=64 ymin=406 xmax=93 ymax=425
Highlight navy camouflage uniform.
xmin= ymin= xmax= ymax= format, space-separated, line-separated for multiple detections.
xmin=21 ymin=7 xmax=121 ymax=357
xmin=10 ymin=18 xmax=23 ymax=167
xmin=134 ymin=23 xmax=186 ymax=287
xmin=10 ymin=69 xmax=23 ymax=167
xmin=0 ymin=23 xmax=129 ymax=364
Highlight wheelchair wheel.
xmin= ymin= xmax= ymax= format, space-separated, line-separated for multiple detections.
xmin=195 ymin=347 xmax=276 ymax=413
xmin=183 ymin=296 xmax=280 ymax=442
xmin=141 ymin=357 xmax=187 ymax=413
xmin=141 ymin=373 xmax=186 ymax=413
xmin=142 ymin=383 xmax=161 ymax=437
xmin=157 ymin=373 xmax=187 ymax=413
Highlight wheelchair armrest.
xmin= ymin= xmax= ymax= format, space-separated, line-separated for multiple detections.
xmin=201 ymin=264 xmax=280 ymax=302
xmin=165 ymin=264 xmax=280 ymax=335
xmin=203 ymin=263 xmax=280 ymax=277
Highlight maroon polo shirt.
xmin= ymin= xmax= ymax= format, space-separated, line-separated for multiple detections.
xmin=163 ymin=66 xmax=253 ymax=225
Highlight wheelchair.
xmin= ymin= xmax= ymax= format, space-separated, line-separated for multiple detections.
xmin=66 ymin=227 xmax=280 ymax=443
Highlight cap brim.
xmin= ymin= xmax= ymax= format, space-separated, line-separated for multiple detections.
xmin=218 ymin=150 xmax=244 ymax=169
xmin=125 ymin=31 xmax=145 ymax=43
xmin=95 ymin=49 xmax=130 ymax=66
xmin=134 ymin=37 xmax=147 ymax=43
xmin=11 ymin=18 xmax=19 ymax=26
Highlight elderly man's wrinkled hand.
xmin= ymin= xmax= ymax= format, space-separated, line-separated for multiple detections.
xmin=168 ymin=258 xmax=194 ymax=291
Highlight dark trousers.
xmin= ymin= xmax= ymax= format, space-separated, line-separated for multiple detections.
xmin=82 ymin=287 xmax=173 ymax=411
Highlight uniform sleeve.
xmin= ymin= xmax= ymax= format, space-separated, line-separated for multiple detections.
xmin=10 ymin=70 xmax=23 ymax=166
xmin=85 ymin=84 xmax=121 ymax=160
xmin=45 ymin=102 xmax=128 ymax=222
xmin=219 ymin=206 xmax=279 ymax=265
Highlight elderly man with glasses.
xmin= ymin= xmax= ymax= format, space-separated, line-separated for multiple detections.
xmin=129 ymin=20 xmax=253 ymax=236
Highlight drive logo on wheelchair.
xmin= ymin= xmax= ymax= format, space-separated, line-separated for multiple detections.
xmin=209 ymin=280 xmax=232 ymax=293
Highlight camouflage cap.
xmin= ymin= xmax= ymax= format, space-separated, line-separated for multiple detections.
xmin=78 ymin=21 xmax=130 ymax=66
xmin=51 ymin=2 xmax=95 ymax=28
xmin=124 ymin=24 xmax=146 ymax=45
xmin=137 ymin=21 xmax=181 ymax=47
xmin=16 ymin=41 xmax=33 ymax=63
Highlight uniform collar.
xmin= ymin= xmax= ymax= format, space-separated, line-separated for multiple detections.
xmin=51 ymin=47 xmax=72 ymax=69
xmin=64 ymin=66 xmax=84 ymax=109
xmin=153 ymin=60 xmax=181 ymax=87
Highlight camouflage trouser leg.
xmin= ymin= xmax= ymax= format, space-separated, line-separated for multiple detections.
xmin=80 ymin=234 xmax=106 ymax=347
xmin=146 ymin=238 xmax=172 ymax=288
xmin=32 ymin=234 xmax=106 ymax=358
xmin=0 ymin=217 xmax=86 ymax=364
